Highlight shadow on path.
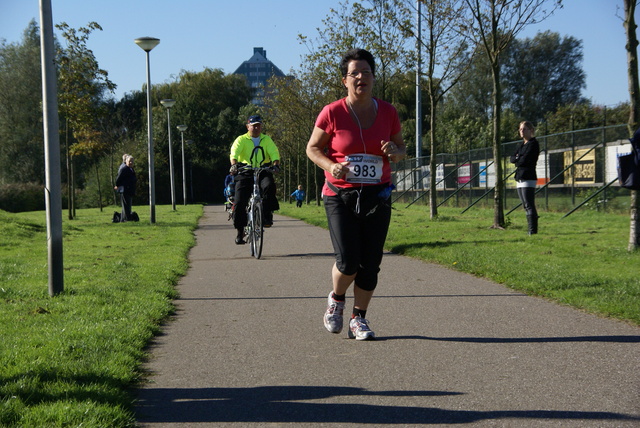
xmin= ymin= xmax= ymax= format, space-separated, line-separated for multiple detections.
xmin=177 ymin=293 xmax=528 ymax=302
xmin=378 ymin=335 xmax=640 ymax=343
xmin=136 ymin=385 xmax=639 ymax=425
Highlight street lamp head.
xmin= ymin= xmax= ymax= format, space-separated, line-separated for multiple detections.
xmin=160 ymin=99 xmax=176 ymax=109
xmin=177 ymin=125 xmax=188 ymax=132
xmin=134 ymin=37 xmax=160 ymax=52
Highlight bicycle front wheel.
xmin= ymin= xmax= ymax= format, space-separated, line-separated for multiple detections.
xmin=250 ymin=201 xmax=264 ymax=259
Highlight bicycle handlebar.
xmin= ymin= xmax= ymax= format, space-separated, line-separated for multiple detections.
xmin=236 ymin=164 xmax=279 ymax=174
xmin=232 ymin=146 xmax=280 ymax=175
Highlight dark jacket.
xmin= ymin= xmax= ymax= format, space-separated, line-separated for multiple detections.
xmin=510 ymin=137 xmax=540 ymax=181
xmin=115 ymin=165 xmax=136 ymax=196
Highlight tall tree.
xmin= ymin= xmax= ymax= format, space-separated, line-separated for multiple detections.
xmin=299 ymin=0 xmax=414 ymax=101
xmin=462 ymin=0 xmax=561 ymax=229
xmin=407 ymin=0 xmax=472 ymax=219
xmin=444 ymin=43 xmax=493 ymax=121
xmin=505 ymin=31 xmax=586 ymax=121
xmin=440 ymin=30 xmax=590 ymax=152
xmin=354 ymin=0 xmax=415 ymax=100
xmin=623 ymin=0 xmax=639 ymax=251
xmin=151 ymin=68 xmax=251 ymax=203
xmin=56 ymin=21 xmax=115 ymax=218
xmin=0 ymin=20 xmax=44 ymax=184
xmin=298 ymin=1 xmax=358 ymax=101
xmin=264 ymin=69 xmax=331 ymax=204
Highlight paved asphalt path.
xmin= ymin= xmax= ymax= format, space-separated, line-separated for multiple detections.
xmin=135 ymin=205 xmax=639 ymax=427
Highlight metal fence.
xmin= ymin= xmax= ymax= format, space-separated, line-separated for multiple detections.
xmin=391 ymin=124 xmax=635 ymax=215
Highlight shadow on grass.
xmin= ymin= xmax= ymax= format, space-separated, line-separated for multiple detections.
xmin=135 ymin=385 xmax=639 ymax=425
xmin=1 ymin=371 xmax=131 ymax=408
xmin=389 ymin=237 xmax=522 ymax=252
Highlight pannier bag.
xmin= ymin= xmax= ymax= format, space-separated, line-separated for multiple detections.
xmin=618 ymin=127 xmax=640 ymax=191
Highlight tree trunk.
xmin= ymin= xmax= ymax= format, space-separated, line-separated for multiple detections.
xmin=429 ymin=92 xmax=438 ymax=219
xmin=625 ymin=0 xmax=640 ymax=251
xmin=111 ymin=142 xmax=118 ymax=206
xmin=96 ymin=163 xmax=103 ymax=212
xmin=488 ymin=1 xmax=504 ymax=229
xmin=66 ymin=119 xmax=73 ymax=220
xmin=490 ymin=61 xmax=505 ymax=229
xmin=71 ymin=159 xmax=76 ymax=219
xmin=630 ymin=191 xmax=639 ymax=251
xmin=625 ymin=0 xmax=640 ymax=130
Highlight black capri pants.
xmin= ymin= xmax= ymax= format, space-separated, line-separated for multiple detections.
xmin=324 ymin=187 xmax=391 ymax=291
xmin=233 ymin=170 xmax=278 ymax=230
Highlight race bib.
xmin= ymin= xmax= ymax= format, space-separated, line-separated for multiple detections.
xmin=344 ymin=154 xmax=383 ymax=183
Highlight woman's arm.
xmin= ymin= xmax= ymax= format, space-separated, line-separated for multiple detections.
xmin=382 ymin=131 xmax=406 ymax=163
xmin=510 ymin=147 xmax=520 ymax=164
xmin=306 ymin=127 xmax=332 ymax=170
xmin=306 ymin=126 xmax=350 ymax=179
xmin=516 ymin=140 xmax=539 ymax=167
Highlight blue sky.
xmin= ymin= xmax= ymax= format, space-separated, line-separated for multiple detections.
xmin=0 ymin=0 xmax=634 ymax=107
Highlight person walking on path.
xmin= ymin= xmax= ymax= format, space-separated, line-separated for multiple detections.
xmin=114 ymin=154 xmax=136 ymax=222
xmin=510 ymin=121 xmax=540 ymax=235
xmin=306 ymin=48 xmax=406 ymax=340
xmin=230 ymin=115 xmax=281 ymax=244
xmin=290 ymin=184 xmax=305 ymax=207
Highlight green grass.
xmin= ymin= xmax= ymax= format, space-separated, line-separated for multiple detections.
xmin=279 ymin=202 xmax=640 ymax=326
xmin=0 ymin=205 xmax=202 ymax=427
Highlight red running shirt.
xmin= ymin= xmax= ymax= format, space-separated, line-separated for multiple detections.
xmin=314 ymin=97 xmax=401 ymax=196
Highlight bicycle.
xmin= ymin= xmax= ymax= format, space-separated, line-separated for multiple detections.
xmin=236 ymin=146 xmax=276 ymax=259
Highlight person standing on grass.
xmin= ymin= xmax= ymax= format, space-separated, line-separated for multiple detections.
xmin=510 ymin=121 xmax=540 ymax=235
xmin=306 ymin=48 xmax=405 ymax=341
xmin=114 ymin=154 xmax=136 ymax=222
xmin=117 ymin=153 xmax=128 ymax=175
xmin=290 ymin=184 xmax=305 ymax=207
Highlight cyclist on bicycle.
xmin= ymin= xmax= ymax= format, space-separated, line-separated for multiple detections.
xmin=229 ymin=115 xmax=280 ymax=245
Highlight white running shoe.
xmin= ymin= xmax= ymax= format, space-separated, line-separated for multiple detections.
xmin=323 ymin=292 xmax=345 ymax=334
xmin=348 ymin=316 xmax=375 ymax=340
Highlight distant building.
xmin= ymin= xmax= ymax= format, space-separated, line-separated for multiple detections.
xmin=233 ymin=47 xmax=286 ymax=105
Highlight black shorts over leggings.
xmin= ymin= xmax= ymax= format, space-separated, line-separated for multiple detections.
xmin=324 ymin=188 xmax=391 ymax=291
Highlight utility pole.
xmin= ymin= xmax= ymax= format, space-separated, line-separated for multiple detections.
xmin=39 ymin=0 xmax=64 ymax=296
xmin=416 ymin=0 xmax=423 ymax=161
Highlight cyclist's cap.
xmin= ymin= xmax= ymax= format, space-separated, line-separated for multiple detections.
xmin=247 ymin=115 xmax=262 ymax=125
